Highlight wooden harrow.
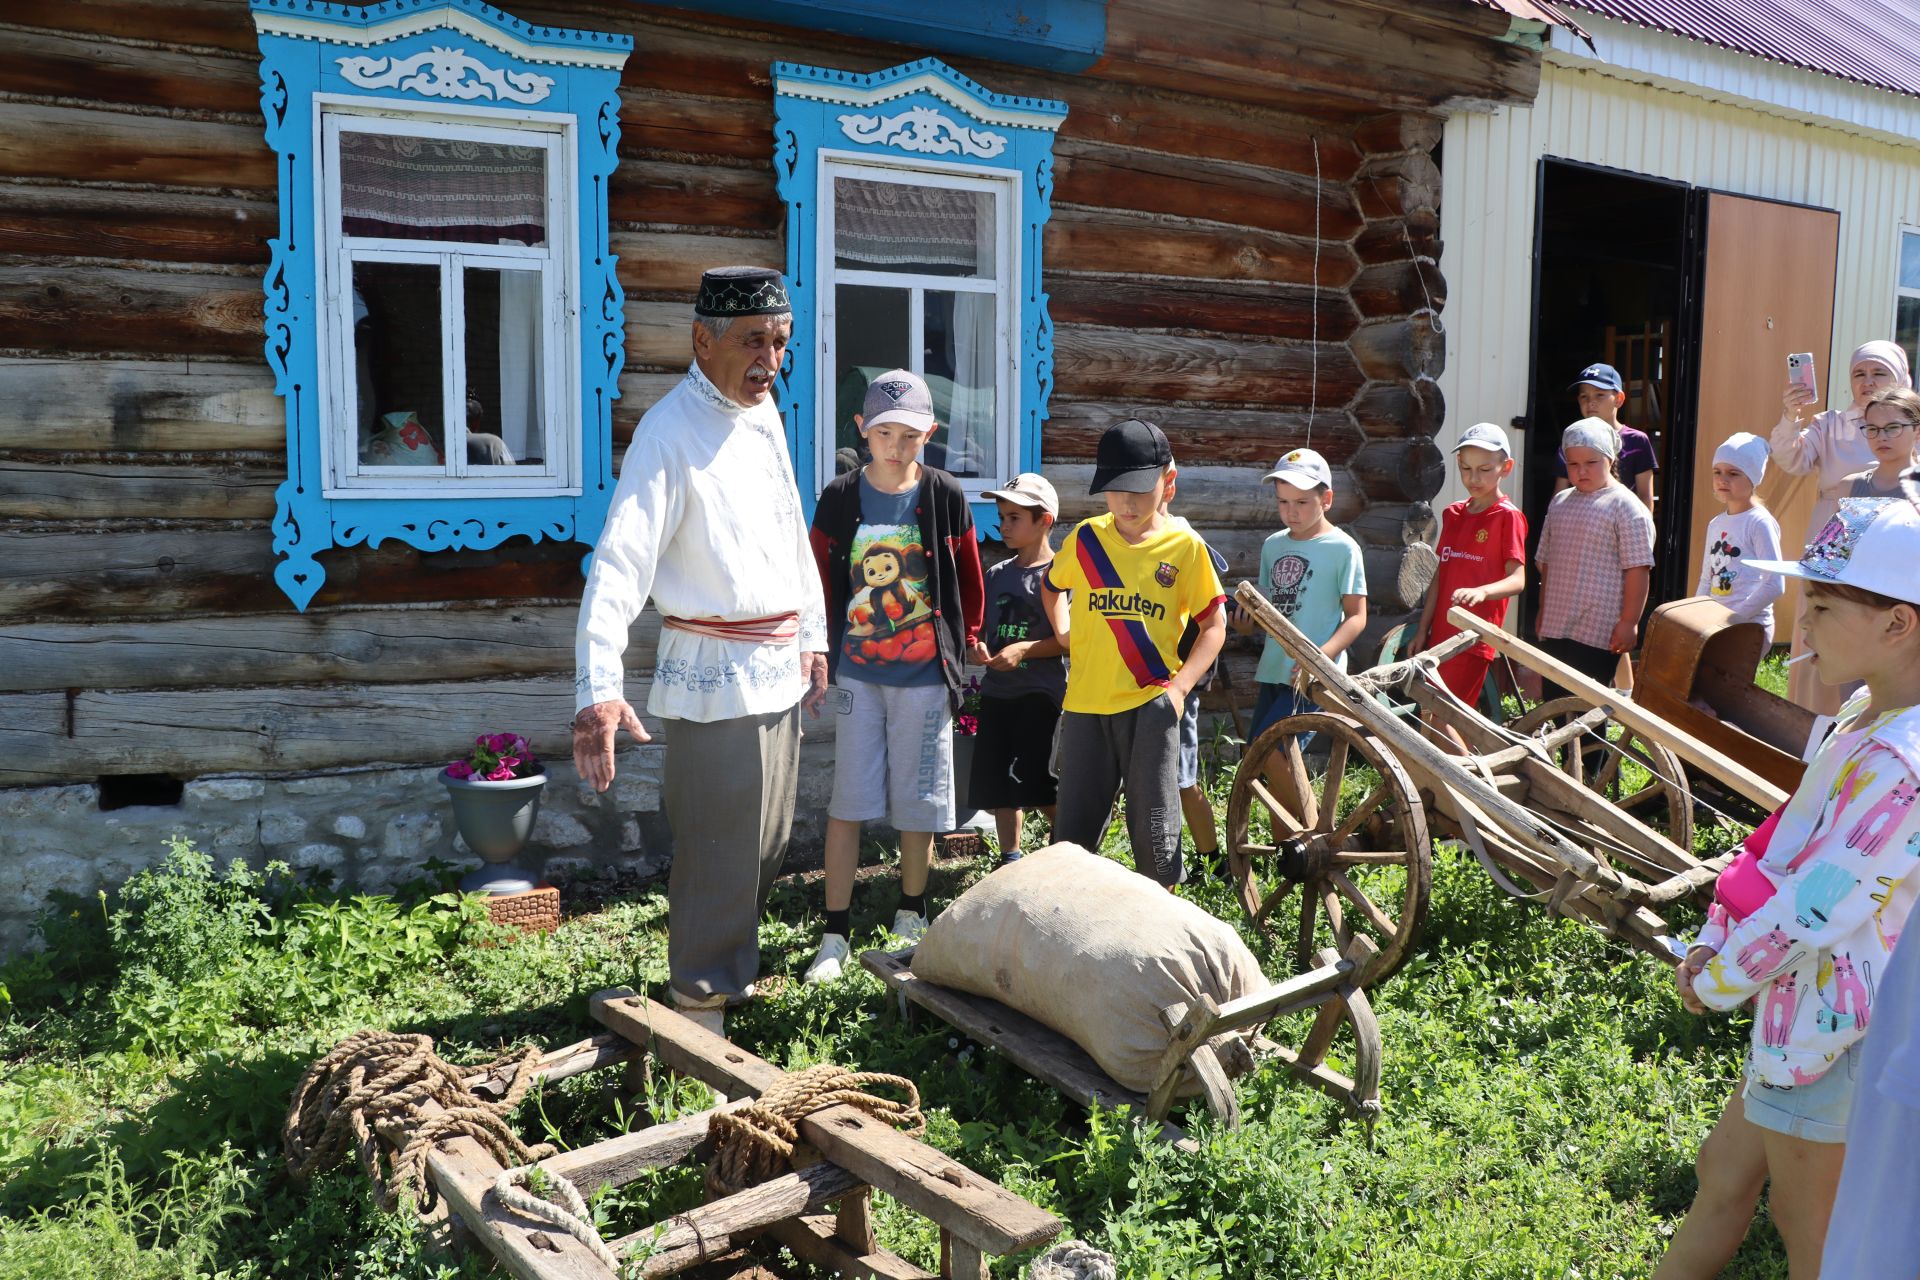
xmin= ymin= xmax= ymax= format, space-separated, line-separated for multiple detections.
xmin=398 ymin=992 xmax=1061 ymax=1280
xmin=1226 ymin=584 xmax=1791 ymax=990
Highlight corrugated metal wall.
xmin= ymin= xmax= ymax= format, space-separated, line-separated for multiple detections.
xmin=1436 ymin=57 xmax=1920 ymax=507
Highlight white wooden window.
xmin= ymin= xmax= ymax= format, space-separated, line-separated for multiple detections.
xmin=816 ymin=155 xmax=1017 ymax=493
xmin=1898 ymin=227 xmax=1920 ymax=378
xmin=316 ymin=103 xmax=578 ymax=497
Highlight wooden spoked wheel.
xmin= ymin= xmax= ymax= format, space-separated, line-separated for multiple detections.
xmin=1226 ymin=712 xmax=1432 ymax=988
xmin=1509 ymin=697 xmax=1694 ymax=852
xmin=1258 ymin=946 xmax=1384 ymax=1120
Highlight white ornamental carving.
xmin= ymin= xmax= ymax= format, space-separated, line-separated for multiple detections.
xmin=837 ymin=107 xmax=1007 ymax=159
xmin=336 ymin=46 xmax=554 ymax=105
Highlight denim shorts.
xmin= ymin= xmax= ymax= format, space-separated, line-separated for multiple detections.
xmin=1743 ymin=1042 xmax=1861 ymax=1144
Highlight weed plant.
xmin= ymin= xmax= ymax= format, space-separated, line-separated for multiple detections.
xmin=0 ymin=778 xmax=1783 ymax=1278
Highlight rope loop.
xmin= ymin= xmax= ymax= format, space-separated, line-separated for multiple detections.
xmin=705 ymin=1063 xmax=924 ymax=1197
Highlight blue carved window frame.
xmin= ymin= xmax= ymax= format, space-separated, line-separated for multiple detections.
xmin=772 ymin=58 xmax=1066 ymax=538
xmin=250 ymin=0 xmax=630 ymax=609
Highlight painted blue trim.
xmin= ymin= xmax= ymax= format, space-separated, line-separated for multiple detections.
xmin=773 ymin=58 xmax=1063 ymax=541
xmin=649 ymin=0 xmax=1107 ymax=75
xmin=250 ymin=0 xmax=629 ymax=609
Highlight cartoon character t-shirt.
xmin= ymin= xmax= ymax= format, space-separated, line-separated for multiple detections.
xmin=1694 ymin=507 xmax=1784 ymax=635
xmin=1254 ymin=527 xmax=1366 ymax=686
xmin=839 ymin=475 xmax=941 ymax=686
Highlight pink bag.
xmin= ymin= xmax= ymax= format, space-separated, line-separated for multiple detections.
xmin=1714 ymin=807 xmax=1782 ymax=922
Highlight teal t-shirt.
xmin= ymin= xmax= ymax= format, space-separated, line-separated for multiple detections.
xmin=1254 ymin=527 xmax=1366 ymax=685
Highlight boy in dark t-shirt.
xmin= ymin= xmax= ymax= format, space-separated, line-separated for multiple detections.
xmin=967 ymin=474 xmax=1067 ymax=863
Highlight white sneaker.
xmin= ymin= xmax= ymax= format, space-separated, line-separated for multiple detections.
xmin=677 ymin=1005 xmax=724 ymax=1037
xmin=891 ymin=910 xmax=929 ymax=945
xmin=804 ymin=933 xmax=850 ymax=984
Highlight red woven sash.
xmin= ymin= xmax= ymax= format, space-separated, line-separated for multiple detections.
xmin=662 ymin=611 xmax=800 ymax=643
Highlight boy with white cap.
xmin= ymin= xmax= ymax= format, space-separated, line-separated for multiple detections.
xmin=1694 ymin=431 xmax=1783 ymax=655
xmin=967 ymin=473 xmax=1067 ymax=863
xmin=1411 ymin=422 xmax=1528 ymax=713
xmin=805 ymin=369 xmax=983 ymax=981
xmin=1233 ymin=446 xmax=1366 ymax=741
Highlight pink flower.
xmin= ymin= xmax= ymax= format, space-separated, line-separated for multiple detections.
xmin=485 ymin=765 xmax=516 ymax=782
xmin=497 ymin=756 xmax=521 ymax=772
xmin=446 ymin=761 xmax=474 ymax=780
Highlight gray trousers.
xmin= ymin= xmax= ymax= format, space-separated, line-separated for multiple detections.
xmin=1054 ymin=698 xmax=1184 ymax=886
xmin=661 ymin=703 xmax=800 ymax=1007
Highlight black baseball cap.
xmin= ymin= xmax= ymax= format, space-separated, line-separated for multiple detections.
xmin=1090 ymin=418 xmax=1173 ymax=494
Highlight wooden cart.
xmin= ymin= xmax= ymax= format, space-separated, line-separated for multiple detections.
xmin=1226 ymin=585 xmax=1791 ymax=990
xmin=861 ymin=934 xmax=1383 ymax=1148
xmin=392 ymin=992 xmax=1062 ymax=1280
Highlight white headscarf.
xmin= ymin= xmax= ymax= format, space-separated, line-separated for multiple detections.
xmin=1851 ymin=340 xmax=1913 ymax=395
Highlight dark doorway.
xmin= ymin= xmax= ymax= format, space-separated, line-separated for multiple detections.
xmin=1525 ymin=158 xmax=1694 ymax=608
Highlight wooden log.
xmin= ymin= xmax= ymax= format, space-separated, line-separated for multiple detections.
xmin=1348 ymin=316 xmax=1446 ymax=383
xmin=1350 ymin=259 xmax=1448 ymax=319
xmin=1445 ymin=608 xmax=1792 ymax=810
xmin=0 ymin=25 xmax=259 ymax=116
xmin=1 ymin=1 xmax=257 ymax=53
xmin=467 ymin=1035 xmax=635 ymax=1099
xmin=618 ymin=84 xmax=771 ymax=163
xmin=613 ymin=1163 xmax=866 ymax=1275
xmin=609 ymin=159 xmax=778 ymax=234
xmin=766 ymin=1215 xmax=936 ymax=1280
xmin=1049 ymin=462 xmax=1361 ymax=528
xmin=1363 ymin=542 xmax=1437 ymax=614
xmin=1352 ymin=112 xmax=1445 ymax=157
xmin=1046 ymin=209 xmax=1360 ymax=289
xmin=1352 ymin=153 xmax=1441 ymax=220
xmin=1051 ymin=143 xmax=1365 ymax=242
xmin=0 ymin=675 xmax=614 ymax=785
xmin=1050 ymin=86 xmax=1364 ymax=180
xmin=611 ymin=231 xmax=782 ymax=299
xmin=1347 ymin=501 xmax=1436 ymax=548
xmin=0 ymin=606 xmax=654 ymax=691
xmin=1046 ymin=276 xmax=1358 ymax=344
xmin=1052 ymin=326 xmax=1364 ymax=407
xmin=1042 ymin=400 xmax=1360 ymax=467
xmin=0 ymin=459 xmax=277 ymax=520
xmin=0 ymin=184 xmax=273 ymax=267
xmin=1352 ymin=210 xmax=1439 ymax=266
xmin=1347 ymin=437 xmax=1445 ymax=503
xmin=0 ymin=102 xmax=271 ymax=189
xmin=0 ymin=528 xmax=598 ymax=621
xmin=0 ymin=262 xmax=262 ymax=359
xmin=541 ymin=1104 xmax=732 ymax=1198
xmin=0 ymin=357 xmax=281 ymax=452
xmin=589 ymin=994 xmax=1062 ymax=1259
xmin=1351 ymin=379 xmax=1444 ymax=439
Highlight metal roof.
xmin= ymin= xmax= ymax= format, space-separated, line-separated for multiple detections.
xmin=1550 ymin=0 xmax=1920 ymax=99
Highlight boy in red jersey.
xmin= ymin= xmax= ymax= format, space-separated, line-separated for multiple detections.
xmin=1410 ymin=422 xmax=1528 ymax=725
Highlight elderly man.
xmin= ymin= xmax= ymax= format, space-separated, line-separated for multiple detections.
xmin=573 ymin=266 xmax=827 ymax=1034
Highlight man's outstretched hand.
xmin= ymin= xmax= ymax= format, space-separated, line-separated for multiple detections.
xmin=573 ymin=698 xmax=648 ymax=792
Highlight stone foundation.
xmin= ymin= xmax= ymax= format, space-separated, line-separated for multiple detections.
xmin=0 ymin=740 xmax=837 ymax=957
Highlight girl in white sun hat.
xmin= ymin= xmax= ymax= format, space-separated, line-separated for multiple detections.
xmin=1657 ymin=494 xmax=1920 ymax=1279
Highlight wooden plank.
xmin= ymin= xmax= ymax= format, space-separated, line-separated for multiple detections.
xmin=0 ymin=184 xmax=273 ymax=267
xmin=941 ymin=1232 xmax=988 ymax=1280
xmin=1046 ymin=209 xmax=1359 ymax=288
xmin=0 ymin=606 xmax=655 ymax=691
xmin=1052 ymin=326 xmax=1363 ymax=406
xmin=0 ymin=102 xmax=271 ymax=188
xmin=0 ymin=262 xmax=262 ymax=359
xmin=0 ymin=356 xmax=280 ymax=452
xmin=613 ymin=1163 xmax=865 ymax=1275
xmin=1052 ymin=144 xmax=1364 ymax=242
xmin=1446 ymin=608 xmax=1791 ymax=811
xmin=1043 ymin=400 xmax=1360 ymax=467
xmin=542 ymin=1104 xmax=736 ymax=1198
xmin=766 ymin=1215 xmax=935 ymax=1280
xmin=0 ymin=460 xmax=277 ymax=520
xmin=1045 ymin=276 xmax=1358 ymax=344
xmin=0 ymin=676 xmax=629 ymax=785
xmin=0 ymin=25 xmax=259 ymax=116
xmin=589 ymin=994 xmax=1062 ymax=1258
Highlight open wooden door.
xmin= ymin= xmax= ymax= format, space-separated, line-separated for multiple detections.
xmin=1690 ymin=193 xmax=1839 ymax=641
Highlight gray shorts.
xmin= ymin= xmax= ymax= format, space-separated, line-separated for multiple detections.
xmin=1178 ymin=690 xmax=1201 ymax=790
xmin=829 ymin=674 xmax=955 ymax=833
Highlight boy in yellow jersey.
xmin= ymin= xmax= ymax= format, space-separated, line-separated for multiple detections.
xmin=1042 ymin=419 xmax=1226 ymax=886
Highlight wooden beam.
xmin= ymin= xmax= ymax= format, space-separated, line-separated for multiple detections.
xmin=612 ymin=1163 xmax=865 ymax=1275
xmin=1446 ymin=608 xmax=1791 ymax=810
xmin=0 ymin=357 xmax=280 ymax=453
xmin=1052 ymin=326 xmax=1364 ymax=407
xmin=541 ymin=1104 xmax=736 ymax=1198
xmin=766 ymin=1215 xmax=936 ymax=1280
xmin=0 ymin=262 xmax=263 ymax=359
xmin=1046 ymin=275 xmax=1359 ymax=345
xmin=1046 ymin=209 xmax=1359 ymax=289
xmin=589 ymin=994 xmax=1062 ymax=1259
xmin=0 ymin=459 xmax=277 ymax=520
xmin=1052 ymin=144 xmax=1364 ymax=242
xmin=0 ymin=184 xmax=273 ymax=268
xmin=0 ymin=102 xmax=270 ymax=189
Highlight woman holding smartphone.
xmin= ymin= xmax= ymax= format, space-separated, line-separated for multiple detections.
xmin=1769 ymin=339 xmax=1910 ymax=713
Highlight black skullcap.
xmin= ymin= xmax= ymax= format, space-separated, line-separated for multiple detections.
xmin=694 ymin=266 xmax=790 ymax=318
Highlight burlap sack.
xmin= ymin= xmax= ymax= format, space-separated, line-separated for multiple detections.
xmin=910 ymin=843 xmax=1268 ymax=1094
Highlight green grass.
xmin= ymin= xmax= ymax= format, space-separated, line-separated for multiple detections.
xmin=0 ymin=789 xmax=1783 ymax=1280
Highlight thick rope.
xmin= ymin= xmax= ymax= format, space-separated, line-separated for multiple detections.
xmin=705 ymin=1063 xmax=924 ymax=1197
xmin=495 ymin=1163 xmax=623 ymax=1273
xmin=283 ymin=1029 xmax=552 ymax=1214
xmin=1028 ymin=1241 xmax=1119 ymax=1280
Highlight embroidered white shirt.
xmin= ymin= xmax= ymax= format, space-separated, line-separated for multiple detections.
xmin=574 ymin=364 xmax=827 ymax=723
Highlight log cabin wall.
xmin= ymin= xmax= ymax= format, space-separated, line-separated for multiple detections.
xmin=0 ymin=0 xmax=1535 ymax=946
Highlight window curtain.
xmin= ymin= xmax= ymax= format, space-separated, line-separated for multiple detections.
xmin=495 ymin=271 xmax=542 ymax=462
xmin=834 ymin=178 xmax=988 ymax=272
xmin=338 ymin=132 xmax=546 ymax=245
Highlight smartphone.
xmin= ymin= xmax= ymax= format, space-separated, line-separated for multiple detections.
xmin=1788 ymin=351 xmax=1818 ymax=399
xmin=1654 ymin=934 xmax=1690 ymax=964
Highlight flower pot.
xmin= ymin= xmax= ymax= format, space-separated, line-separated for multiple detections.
xmin=441 ymin=766 xmax=546 ymax=895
